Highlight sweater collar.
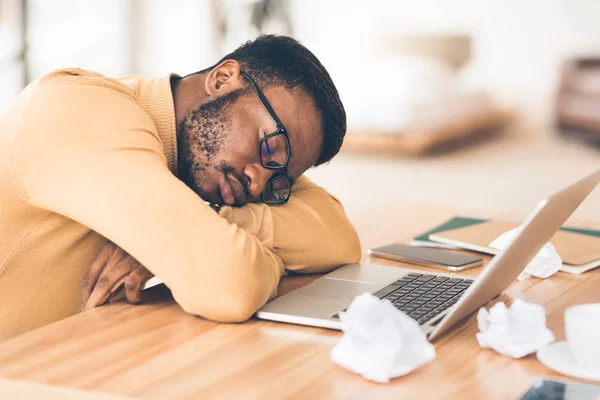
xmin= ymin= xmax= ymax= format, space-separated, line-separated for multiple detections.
xmin=134 ymin=74 xmax=180 ymax=174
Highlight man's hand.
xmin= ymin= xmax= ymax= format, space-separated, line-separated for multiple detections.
xmin=81 ymin=241 xmax=154 ymax=310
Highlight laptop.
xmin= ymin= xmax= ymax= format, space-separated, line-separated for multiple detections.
xmin=256 ymin=169 xmax=600 ymax=341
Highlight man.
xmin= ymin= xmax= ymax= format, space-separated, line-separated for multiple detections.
xmin=0 ymin=35 xmax=361 ymax=339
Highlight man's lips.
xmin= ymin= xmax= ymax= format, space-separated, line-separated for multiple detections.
xmin=219 ymin=174 xmax=247 ymax=206
xmin=226 ymin=174 xmax=248 ymax=205
xmin=219 ymin=178 xmax=235 ymax=206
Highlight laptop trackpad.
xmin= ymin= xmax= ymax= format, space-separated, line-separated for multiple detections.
xmin=295 ymin=277 xmax=380 ymax=301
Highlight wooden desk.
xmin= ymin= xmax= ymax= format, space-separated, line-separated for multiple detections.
xmin=0 ymin=204 xmax=599 ymax=400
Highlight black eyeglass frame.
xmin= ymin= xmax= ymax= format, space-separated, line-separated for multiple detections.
xmin=241 ymin=71 xmax=292 ymax=205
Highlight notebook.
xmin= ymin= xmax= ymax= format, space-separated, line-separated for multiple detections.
xmin=412 ymin=216 xmax=487 ymax=249
xmin=424 ymin=218 xmax=600 ymax=275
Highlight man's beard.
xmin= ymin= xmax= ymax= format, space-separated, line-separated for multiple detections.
xmin=177 ymin=89 xmax=245 ymax=199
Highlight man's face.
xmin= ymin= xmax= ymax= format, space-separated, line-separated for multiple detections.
xmin=177 ymin=83 xmax=322 ymax=206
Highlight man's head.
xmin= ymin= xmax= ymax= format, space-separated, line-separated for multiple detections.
xmin=173 ymin=34 xmax=346 ymax=206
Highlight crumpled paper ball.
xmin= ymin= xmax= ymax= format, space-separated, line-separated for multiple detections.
xmin=490 ymin=227 xmax=562 ymax=280
xmin=330 ymin=292 xmax=436 ymax=383
xmin=476 ymin=299 xmax=555 ymax=358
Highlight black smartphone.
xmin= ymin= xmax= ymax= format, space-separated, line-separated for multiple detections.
xmin=518 ymin=378 xmax=600 ymax=400
xmin=367 ymin=243 xmax=483 ymax=271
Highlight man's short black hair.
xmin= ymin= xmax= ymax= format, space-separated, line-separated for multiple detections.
xmin=201 ymin=34 xmax=346 ymax=166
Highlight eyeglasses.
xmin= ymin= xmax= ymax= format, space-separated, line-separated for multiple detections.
xmin=241 ymin=71 xmax=292 ymax=205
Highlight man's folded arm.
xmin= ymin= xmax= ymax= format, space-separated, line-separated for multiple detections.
xmin=218 ymin=176 xmax=362 ymax=274
xmin=15 ymin=85 xmax=284 ymax=322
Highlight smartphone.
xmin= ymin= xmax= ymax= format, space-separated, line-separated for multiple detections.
xmin=368 ymin=243 xmax=483 ymax=271
xmin=518 ymin=378 xmax=600 ymax=400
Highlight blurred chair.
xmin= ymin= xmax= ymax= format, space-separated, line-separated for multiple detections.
xmin=556 ymin=57 xmax=600 ymax=144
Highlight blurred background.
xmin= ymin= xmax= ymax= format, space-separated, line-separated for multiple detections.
xmin=1 ymin=0 xmax=599 ymax=226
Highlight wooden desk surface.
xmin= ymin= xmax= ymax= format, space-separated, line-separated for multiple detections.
xmin=0 ymin=204 xmax=599 ymax=400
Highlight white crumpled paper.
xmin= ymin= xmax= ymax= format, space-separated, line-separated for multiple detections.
xmin=330 ymin=292 xmax=436 ymax=383
xmin=476 ymin=299 xmax=555 ymax=358
xmin=490 ymin=227 xmax=562 ymax=280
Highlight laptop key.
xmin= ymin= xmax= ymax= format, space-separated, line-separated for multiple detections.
xmin=440 ymin=303 xmax=453 ymax=309
xmin=424 ymin=314 xmax=438 ymax=321
xmin=438 ymin=287 xmax=455 ymax=293
xmin=448 ymin=278 xmax=464 ymax=284
xmin=416 ymin=275 xmax=435 ymax=282
xmin=392 ymin=278 xmax=414 ymax=286
xmin=372 ymin=285 xmax=400 ymax=299
xmin=439 ymin=283 xmax=456 ymax=289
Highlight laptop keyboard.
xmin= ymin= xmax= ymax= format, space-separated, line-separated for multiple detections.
xmin=378 ymin=272 xmax=473 ymax=325
xmin=334 ymin=272 xmax=474 ymax=325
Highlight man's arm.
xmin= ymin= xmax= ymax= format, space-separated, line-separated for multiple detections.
xmin=81 ymin=176 xmax=361 ymax=309
xmin=16 ymin=84 xmax=284 ymax=322
xmin=218 ymin=176 xmax=362 ymax=274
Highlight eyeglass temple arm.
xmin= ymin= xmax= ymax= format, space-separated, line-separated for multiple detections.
xmin=240 ymin=72 xmax=285 ymax=131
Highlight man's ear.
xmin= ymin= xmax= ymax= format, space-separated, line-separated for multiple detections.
xmin=204 ymin=59 xmax=243 ymax=98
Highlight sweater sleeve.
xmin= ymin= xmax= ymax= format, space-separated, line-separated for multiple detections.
xmin=15 ymin=83 xmax=284 ymax=322
xmin=218 ymin=176 xmax=362 ymax=274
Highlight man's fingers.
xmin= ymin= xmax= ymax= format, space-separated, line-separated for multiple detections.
xmin=80 ymin=241 xmax=121 ymax=309
xmin=124 ymin=265 xmax=154 ymax=304
xmin=85 ymin=255 xmax=138 ymax=310
xmin=108 ymin=284 xmax=127 ymax=303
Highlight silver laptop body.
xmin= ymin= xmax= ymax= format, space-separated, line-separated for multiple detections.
xmin=256 ymin=169 xmax=600 ymax=341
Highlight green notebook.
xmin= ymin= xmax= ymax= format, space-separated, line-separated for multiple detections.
xmin=412 ymin=216 xmax=600 ymax=249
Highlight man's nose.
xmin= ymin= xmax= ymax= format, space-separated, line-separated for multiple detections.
xmin=244 ymin=163 xmax=277 ymax=200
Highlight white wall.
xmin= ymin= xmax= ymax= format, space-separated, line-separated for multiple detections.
xmin=0 ymin=0 xmax=215 ymax=113
xmin=2 ymin=0 xmax=600 ymax=124
xmin=25 ymin=0 xmax=214 ymax=80
xmin=26 ymin=0 xmax=134 ymax=80
xmin=133 ymin=0 xmax=214 ymax=78
xmin=0 ymin=0 xmax=25 ymax=112
xmin=288 ymin=0 xmax=600 ymax=127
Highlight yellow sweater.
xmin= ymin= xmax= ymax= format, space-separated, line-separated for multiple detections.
xmin=0 ymin=68 xmax=361 ymax=339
